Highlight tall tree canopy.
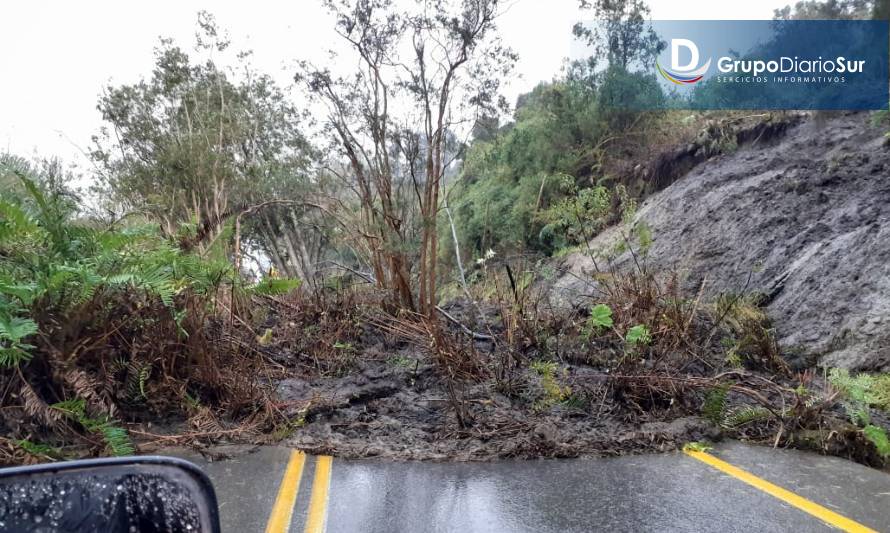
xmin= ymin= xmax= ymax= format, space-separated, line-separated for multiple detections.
xmin=91 ymin=13 xmax=328 ymax=279
xmin=296 ymin=0 xmax=515 ymax=314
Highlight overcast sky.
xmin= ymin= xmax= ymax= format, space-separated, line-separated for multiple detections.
xmin=0 ymin=0 xmax=789 ymax=171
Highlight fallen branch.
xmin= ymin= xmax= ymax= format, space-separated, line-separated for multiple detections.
xmin=435 ymin=305 xmax=494 ymax=341
xmin=128 ymin=426 xmax=256 ymax=445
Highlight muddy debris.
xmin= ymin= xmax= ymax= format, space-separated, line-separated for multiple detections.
xmin=278 ymin=361 xmax=723 ymax=461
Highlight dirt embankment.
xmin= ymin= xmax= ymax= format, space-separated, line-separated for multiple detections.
xmin=554 ymin=112 xmax=890 ymax=371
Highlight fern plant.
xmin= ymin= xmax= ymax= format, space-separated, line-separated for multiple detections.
xmin=829 ymin=368 xmax=876 ymax=426
xmin=828 ymin=368 xmax=890 ymax=458
xmin=51 ymin=399 xmax=135 ymax=457
xmin=864 ymin=425 xmax=890 ymax=459
xmin=702 ymin=385 xmax=729 ymax=425
xmin=0 ymin=159 xmax=259 ymax=459
xmin=14 ymin=439 xmax=63 ymax=460
xmin=723 ymin=406 xmax=772 ymax=428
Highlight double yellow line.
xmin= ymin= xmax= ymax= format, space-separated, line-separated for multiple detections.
xmin=265 ymin=451 xmax=333 ymax=533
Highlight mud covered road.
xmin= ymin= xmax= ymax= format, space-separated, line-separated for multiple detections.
xmin=175 ymin=442 xmax=890 ymax=532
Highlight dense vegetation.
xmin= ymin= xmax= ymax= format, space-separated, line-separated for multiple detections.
xmin=0 ymin=154 xmax=303 ymax=460
xmin=2 ymin=0 xmax=890 ymax=465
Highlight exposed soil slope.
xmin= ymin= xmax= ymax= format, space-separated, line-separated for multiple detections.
xmin=554 ymin=112 xmax=890 ymax=371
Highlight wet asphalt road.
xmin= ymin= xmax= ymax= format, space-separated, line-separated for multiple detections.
xmin=176 ymin=441 xmax=890 ymax=532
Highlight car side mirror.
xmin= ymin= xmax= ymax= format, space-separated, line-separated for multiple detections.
xmin=0 ymin=456 xmax=221 ymax=532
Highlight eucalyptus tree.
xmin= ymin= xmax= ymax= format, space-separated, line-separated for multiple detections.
xmin=297 ymin=0 xmax=515 ymax=315
xmin=570 ymin=0 xmax=664 ymax=85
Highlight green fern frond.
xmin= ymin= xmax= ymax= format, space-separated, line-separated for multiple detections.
xmin=51 ymin=398 xmax=134 ymax=456
xmin=123 ymin=360 xmax=152 ymax=401
xmin=0 ymin=199 xmax=41 ymax=238
xmin=829 ymin=368 xmax=874 ymax=403
xmin=703 ymin=386 xmax=729 ymax=425
xmin=51 ymin=398 xmax=87 ymax=416
xmin=0 ymin=281 xmax=38 ymax=305
xmin=864 ymin=425 xmax=890 ymax=459
xmin=0 ymin=315 xmax=38 ymax=367
xmin=15 ymin=439 xmax=62 ymax=460
xmin=0 ymin=347 xmax=33 ymax=367
xmin=0 ymin=315 xmax=39 ymax=342
xmin=723 ymin=406 xmax=772 ymax=428
xmin=829 ymin=368 xmax=881 ymax=426
xmin=96 ymin=424 xmax=135 ymax=456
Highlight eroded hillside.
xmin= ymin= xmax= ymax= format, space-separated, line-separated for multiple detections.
xmin=555 ymin=112 xmax=890 ymax=371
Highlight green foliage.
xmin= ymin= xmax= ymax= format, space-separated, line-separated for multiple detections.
xmin=0 ymin=315 xmax=38 ymax=367
xmin=582 ymin=304 xmax=614 ymax=340
xmin=252 ymin=277 xmax=302 ymax=296
xmin=530 ymin=360 xmax=572 ymax=410
xmin=92 ymin=15 xmax=312 ymax=238
xmin=542 ymin=181 xmax=613 ymax=247
xmin=89 ymin=14 xmax=328 ymax=282
xmin=864 ymin=425 xmax=890 ymax=458
xmin=572 ymin=0 xmax=665 ymax=75
xmin=444 ymin=0 xmax=672 ymax=263
xmin=723 ymin=406 xmax=772 ymax=428
xmin=634 ymin=221 xmax=653 ymax=255
xmin=447 ymin=69 xmax=669 ymax=262
xmin=703 ymin=386 xmax=729 ymax=425
xmin=871 ymin=375 xmax=890 ymax=411
xmin=530 ymin=360 xmax=559 ymax=375
xmin=588 ymin=304 xmax=614 ymax=330
xmin=15 ymin=439 xmax=62 ymax=460
xmin=582 ymin=304 xmax=651 ymax=351
xmin=594 ymin=67 xmax=666 ymax=129
xmin=828 ymin=368 xmax=887 ymax=426
xmin=715 ymin=293 xmax=787 ymax=374
xmin=52 ymin=399 xmax=134 ymax=457
xmin=683 ymin=441 xmax=713 ymax=452
xmin=827 ymin=368 xmax=890 ymax=457
xmin=0 ymin=156 xmax=255 ymax=459
xmin=387 ymin=355 xmax=415 ymax=369
xmin=826 ymin=367 xmax=890 ymax=460
xmin=625 ymin=325 xmax=652 ymax=346
xmin=0 ymin=162 xmax=240 ymax=369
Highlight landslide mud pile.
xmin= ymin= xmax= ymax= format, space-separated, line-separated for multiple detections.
xmin=555 ymin=112 xmax=890 ymax=371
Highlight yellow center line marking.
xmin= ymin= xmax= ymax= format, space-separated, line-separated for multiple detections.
xmin=304 ymin=455 xmax=333 ymax=533
xmin=685 ymin=450 xmax=878 ymax=533
xmin=265 ymin=450 xmax=306 ymax=533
